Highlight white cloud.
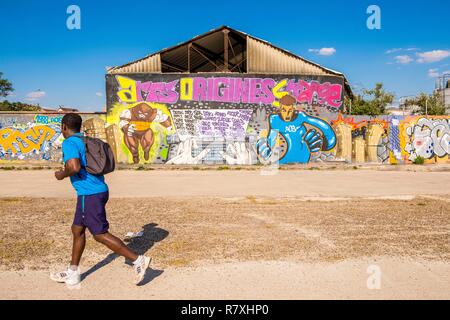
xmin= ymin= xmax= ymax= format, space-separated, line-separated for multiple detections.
xmin=25 ymin=90 xmax=46 ymax=101
xmin=308 ymin=47 xmax=336 ymax=56
xmin=417 ymin=50 xmax=450 ymax=63
xmin=427 ymin=68 xmax=440 ymax=78
xmin=386 ymin=47 xmax=419 ymax=54
xmin=95 ymin=92 xmax=103 ymax=97
xmin=386 ymin=48 xmax=403 ymax=54
xmin=394 ymin=55 xmax=413 ymax=64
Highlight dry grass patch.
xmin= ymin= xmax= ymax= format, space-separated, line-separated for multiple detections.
xmin=0 ymin=196 xmax=449 ymax=270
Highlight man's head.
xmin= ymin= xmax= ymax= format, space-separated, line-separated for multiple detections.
xmin=61 ymin=113 xmax=82 ymax=138
xmin=279 ymin=94 xmax=297 ymax=121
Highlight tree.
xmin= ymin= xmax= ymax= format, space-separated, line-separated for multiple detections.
xmin=0 ymin=100 xmax=41 ymax=111
xmin=404 ymin=91 xmax=446 ymax=116
xmin=0 ymin=72 xmax=41 ymax=111
xmin=347 ymin=83 xmax=394 ymax=116
xmin=0 ymin=72 xmax=14 ymax=98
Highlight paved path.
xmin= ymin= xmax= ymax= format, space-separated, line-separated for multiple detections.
xmin=1 ymin=258 xmax=449 ymax=299
xmin=0 ymin=170 xmax=449 ymax=198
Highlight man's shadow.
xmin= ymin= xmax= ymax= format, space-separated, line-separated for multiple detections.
xmin=81 ymin=223 xmax=169 ymax=286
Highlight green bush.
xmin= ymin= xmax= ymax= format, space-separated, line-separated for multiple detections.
xmin=413 ymin=156 xmax=425 ymax=165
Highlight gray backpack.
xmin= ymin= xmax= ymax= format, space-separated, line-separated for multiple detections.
xmin=73 ymin=135 xmax=115 ymax=175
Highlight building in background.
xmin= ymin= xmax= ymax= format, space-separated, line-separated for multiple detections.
xmin=105 ymin=26 xmax=353 ymax=165
xmin=41 ymin=106 xmax=80 ymax=113
xmin=435 ymin=73 xmax=450 ymax=114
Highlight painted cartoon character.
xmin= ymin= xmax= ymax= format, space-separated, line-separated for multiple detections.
xmin=119 ymin=102 xmax=172 ymax=164
xmin=256 ymin=95 xmax=336 ymax=164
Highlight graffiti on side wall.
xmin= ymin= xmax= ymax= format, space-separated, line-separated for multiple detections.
xmin=0 ymin=114 xmax=112 ymax=162
xmin=0 ymin=124 xmax=62 ymax=160
xmin=1 ymin=112 xmax=450 ymax=165
xmin=332 ymin=114 xmax=389 ymax=163
xmin=404 ymin=117 xmax=450 ymax=161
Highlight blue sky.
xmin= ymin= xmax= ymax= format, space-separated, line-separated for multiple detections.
xmin=1 ymin=0 xmax=449 ymax=111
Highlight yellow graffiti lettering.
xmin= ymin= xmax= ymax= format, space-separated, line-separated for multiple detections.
xmin=272 ymin=79 xmax=289 ymax=107
xmin=180 ymin=78 xmax=193 ymax=101
xmin=0 ymin=125 xmax=57 ymax=155
xmin=116 ymin=76 xmax=137 ymax=103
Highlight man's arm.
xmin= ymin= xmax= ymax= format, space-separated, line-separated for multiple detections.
xmin=302 ymin=113 xmax=337 ymax=150
xmin=119 ymin=109 xmax=134 ymax=136
xmin=55 ymin=158 xmax=81 ymax=180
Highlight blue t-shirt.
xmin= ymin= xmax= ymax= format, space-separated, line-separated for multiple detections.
xmin=62 ymin=133 xmax=109 ymax=196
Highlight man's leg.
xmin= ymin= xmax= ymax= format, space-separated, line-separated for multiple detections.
xmin=88 ymin=192 xmax=150 ymax=284
xmin=93 ymin=232 xmax=138 ymax=261
xmin=50 ymin=225 xmax=84 ymax=285
xmin=71 ymin=225 xmax=86 ymax=266
xmin=93 ymin=232 xmax=151 ymax=284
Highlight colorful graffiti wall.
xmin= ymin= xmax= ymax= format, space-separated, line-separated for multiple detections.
xmin=0 ymin=113 xmax=114 ymax=162
xmin=105 ymin=73 xmax=347 ymax=165
xmin=1 ymin=74 xmax=449 ymax=165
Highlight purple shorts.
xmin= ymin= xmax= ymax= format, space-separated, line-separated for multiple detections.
xmin=73 ymin=191 xmax=109 ymax=235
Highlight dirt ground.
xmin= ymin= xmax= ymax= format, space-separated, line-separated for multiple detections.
xmin=0 ymin=169 xmax=450 ymax=299
xmin=2 ymin=169 xmax=450 ymax=198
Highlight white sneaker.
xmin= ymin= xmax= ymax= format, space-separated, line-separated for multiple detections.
xmin=50 ymin=266 xmax=81 ymax=286
xmin=133 ymin=256 xmax=151 ymax=285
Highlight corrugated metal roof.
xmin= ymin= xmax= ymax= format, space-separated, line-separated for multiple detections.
xmin=108 ymin=53 xmax=161 ymax=74
xmin=106 ymin=25 xmax=352 ymax=96
xmin=247 ymin=36 xmax=341 ymax=76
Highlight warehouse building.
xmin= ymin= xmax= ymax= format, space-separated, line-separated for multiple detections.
xmin=104 ymin=26 xmax=353 ymax=165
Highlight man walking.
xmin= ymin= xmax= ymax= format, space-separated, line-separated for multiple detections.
xmin=50 ymin=113 xmax=150 ymax=286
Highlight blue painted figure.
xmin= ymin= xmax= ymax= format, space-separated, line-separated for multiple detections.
xmin=257 ymin=95 xmax=336 ymax=164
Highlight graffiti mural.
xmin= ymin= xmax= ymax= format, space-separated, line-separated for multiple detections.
xmin=0 ymin=125 xmax=61 ymax=160
xmin=404 ymin=117 xmax=450 ymax=162
xmin=106 ymin=73 xmax=345 ymax=164
xmin=0 ymin=113 xmax=110 ymax=162
xmin=1 ymin=74 xmax=449 ymax=165
xmin=331 ymin=114 xmax=389 ymax=163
